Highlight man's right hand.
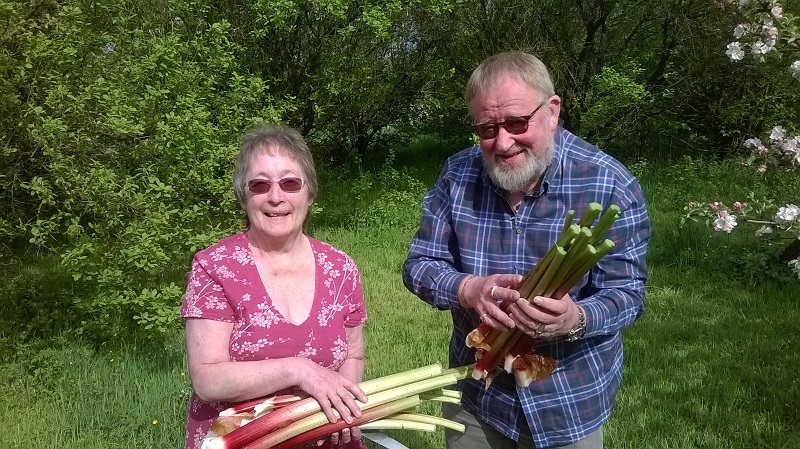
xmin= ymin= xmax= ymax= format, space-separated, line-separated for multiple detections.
xmin=457 ymin=273 xmax=522 ymax=330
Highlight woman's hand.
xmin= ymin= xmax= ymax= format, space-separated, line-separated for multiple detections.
xmin=321 ymin=426 xmax=361 ymax=446
xmin=297 ymin=359 xmax=367 ymax=424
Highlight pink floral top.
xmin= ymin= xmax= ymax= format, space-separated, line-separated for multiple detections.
xmin=180 ymin=232 xmax=367 ymax=449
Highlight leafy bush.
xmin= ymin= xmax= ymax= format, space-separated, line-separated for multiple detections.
xmin=1 ymin=0 xmax=288 ymax=341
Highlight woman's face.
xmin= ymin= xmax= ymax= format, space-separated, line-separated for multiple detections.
xmin=243 ymin=149 xmax=312 ymax=242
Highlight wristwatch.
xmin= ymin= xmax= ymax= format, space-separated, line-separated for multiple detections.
xmin=565 ymin=306 xmax=586 ymax=342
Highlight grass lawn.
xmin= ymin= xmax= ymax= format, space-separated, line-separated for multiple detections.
xmin=1 ymin=145 xmax=798 ymax=448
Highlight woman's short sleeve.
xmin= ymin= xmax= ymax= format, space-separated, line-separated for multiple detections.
xmin=342 ymin=255 xmax=367 ymax=327
xmin=180 ymin=254 xmax=235 ymax=322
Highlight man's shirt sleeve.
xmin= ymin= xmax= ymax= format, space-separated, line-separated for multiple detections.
xmin=578 ymin=174 xmax=651 ymax=338
xmin=402 ymin=159 xmax=469 ymax=311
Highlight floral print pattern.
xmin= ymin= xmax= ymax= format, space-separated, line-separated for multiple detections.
xmin=180 ymin=232 xmax=366 ymax=449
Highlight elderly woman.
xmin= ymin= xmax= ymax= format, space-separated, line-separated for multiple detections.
xmin=181 ymin=124 xmax=367 ymax=449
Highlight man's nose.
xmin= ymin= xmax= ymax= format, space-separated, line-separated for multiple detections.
xmin=493 ymin=126 xmax=516 ymax=152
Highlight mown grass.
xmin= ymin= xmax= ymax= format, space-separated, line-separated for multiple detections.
xmin=1 ymin=143 xmax=799 ymax=448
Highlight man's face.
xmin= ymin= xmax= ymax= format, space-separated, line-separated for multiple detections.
xmin=469 ymin=76 xmax=560 ymax=193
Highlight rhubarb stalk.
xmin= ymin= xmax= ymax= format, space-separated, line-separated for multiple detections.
xmin=465 ymin=203 xmax=621 ymax=388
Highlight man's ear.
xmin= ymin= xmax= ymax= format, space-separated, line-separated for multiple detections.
xmin=547 ymin=95 xmax=562 ymax=130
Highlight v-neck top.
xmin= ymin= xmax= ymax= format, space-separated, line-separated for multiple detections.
xmin=180 ymin=232 xmax=366 ymax=448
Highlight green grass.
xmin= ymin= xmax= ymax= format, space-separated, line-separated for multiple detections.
xmin=1 ymin=152 xmax=799 ymax=448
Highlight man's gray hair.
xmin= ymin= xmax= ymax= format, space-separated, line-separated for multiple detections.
xmin=465 ymin=51 xmax=555 ymax=106
xmin=232 ymin=123 xmax=318 ymax=206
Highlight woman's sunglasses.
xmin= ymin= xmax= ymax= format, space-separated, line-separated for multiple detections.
xmin=247 ymin=177 xmax=305 ymax=194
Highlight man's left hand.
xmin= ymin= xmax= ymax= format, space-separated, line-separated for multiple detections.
xmin=507 ymin=294 xmax=582 ymax=339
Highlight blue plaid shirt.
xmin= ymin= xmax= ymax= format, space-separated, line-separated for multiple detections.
xmin=403 ymin=127 xmax=650 ymax=448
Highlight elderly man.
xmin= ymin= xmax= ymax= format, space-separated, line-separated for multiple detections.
xmin=403 ymin=51 xmax=651 ymax=448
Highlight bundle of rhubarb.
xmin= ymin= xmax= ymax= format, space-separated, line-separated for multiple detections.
xmin=467 ymin=202 xmax=620 ymax=388
xmin=201 ymin=363 xmax=472 ymax=449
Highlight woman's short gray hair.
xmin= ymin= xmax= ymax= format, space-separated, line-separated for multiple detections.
xmin=465 ymin=51 xmax=555 ymax=106
xmin=232 ymin=123 xmax=319 ymax=206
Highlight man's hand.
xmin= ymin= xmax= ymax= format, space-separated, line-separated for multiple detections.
xmin=507 ymin=293 xmax=583 ymax=339
xmin=457 ymin=273 xmax=522 ymax=330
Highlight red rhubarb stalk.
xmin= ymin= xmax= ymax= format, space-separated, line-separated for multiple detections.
xmin=472 ymin=330 xmax=514 ymax=382
xmin=265 ymin=397 xmax=421 ymax=449
xmin=209 ymin=364 xmax=446 ymax=449
xmin=219 ymin=394 xmax=308 ymax=417
xmin=503 ymin=331 xmax=535 ymax=373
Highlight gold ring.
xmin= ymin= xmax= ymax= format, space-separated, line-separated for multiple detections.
xmin=480 ymin=313 xmax=488 ymax=321
xmin=535 ymin=322 xmax=545 ymax=336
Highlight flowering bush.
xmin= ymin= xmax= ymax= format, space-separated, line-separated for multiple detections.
xmin=744 ymin=125 xmax=800 ymax=171
xmin=721 ymin=0 xmax=800 ymax=80
xmin=685 ymin=0 xmax=800 ymax=281
xmin=722 ymin=0 xmax=800 ymax=171
xmin=683 ymin=198 xmax=800 ymax=279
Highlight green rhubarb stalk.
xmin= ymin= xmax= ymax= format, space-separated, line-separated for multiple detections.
xmin=530 ymin=246 xmax=567 ymax=299
xmin=244 ymin=372 xmax=462 ymax=449
xmin=360 ymin=364 xmax=444 ymax=393
xmin=561 ymin=209 xmax=576 ymax=235
xmin=261 ymin=397 xmax=422 ymax=449
xmin=518 ymin=226 xmax=579 ymax=297
xmin=552 ymin=228 xmax=593 ymax=290
xmin=420 ymin=389 xmax=462 ymax=404
xmin=589 ymin=205 xmax=620 ymax=245
xmin=577 ymin=202 xmax=603 ymax=228
xmin=359 ymin=419 xmax=436 ymax=432
xmin=546 ymin=244 xmax=595 ymax=298
xmin=390 ymin=413 xmax=467 ymax=433
xmin=440 ymin=364 xmax=475 ymax=380
xmin=553 ymin=240 xmax=615 ymax=299
xmin=211 ymin=364 xmax=446 ymax=449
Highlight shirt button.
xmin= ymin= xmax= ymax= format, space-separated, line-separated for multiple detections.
xmin=515 ymin=263 xmax=521 ymax=269
xmin=516 ymin=228 xmax=522 ymax=234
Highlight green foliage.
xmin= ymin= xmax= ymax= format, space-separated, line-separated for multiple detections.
xmin=3 ymin=0 xmax=799 ymax=343
xmin=639 ymin=156 xmax=800 ymax=285
xmin=0 ymin=0 xmax=282 ymax=341
xmin=581 ymin=63 xmax=653 ymax=151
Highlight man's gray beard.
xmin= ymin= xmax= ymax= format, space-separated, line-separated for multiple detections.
xmin=484 ymin=139 xmax=555 ymax=193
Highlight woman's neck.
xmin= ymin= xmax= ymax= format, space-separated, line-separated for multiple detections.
xmin=247 ymin=229 xmax=308 ymax=259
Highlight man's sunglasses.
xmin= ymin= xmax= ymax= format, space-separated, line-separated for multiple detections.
xmin=472 ymin=100 xmax=547 ymax=140
xmin=247 ymin=177 xmax=305 ymax=194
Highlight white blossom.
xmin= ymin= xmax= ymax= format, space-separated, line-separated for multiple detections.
xmin=774 ymin=205 xmax=800 ymax=225
xmin=743 ymin=137 xmax=762 ymax=149
xmin=791 ymin=61 xmax=800 ymax=81
xmin=751 ymin=40 xmax=770 ymax=57
xmin=755 ymin=225 xmax=773 ymax=237
xmin=790 ymin=257 xmax=800 ymax=279
xmin=100 ymin=42 xmax=115 ymax=54
xmin=733 ymin=23 xmax=749 ymax=39
xmin=726 ymin=42 xmax=745 ymax=61
xmin=770 ymin=126 xmax=785 ymax=141
xmin=782 ymin=137 xmax=798 ymax=154
xmin=738 ymin=0 xmax=749 ymax=9
xmin=762 ymin=25 xmax=779 ymax=48
xmin=771 ymin=5 xmax=783 ymax=19
xmin=713 ymin=210 xmax=738 ymax=233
